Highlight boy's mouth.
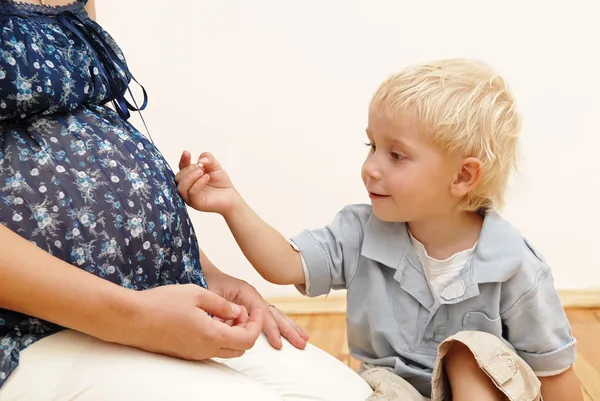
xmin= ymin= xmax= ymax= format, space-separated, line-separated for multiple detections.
xmin=368 ymin=192 xmax=390 ymax=199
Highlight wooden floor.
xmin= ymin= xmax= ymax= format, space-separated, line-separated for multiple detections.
xmin=289 ymin=308 xmax=600 ymax=400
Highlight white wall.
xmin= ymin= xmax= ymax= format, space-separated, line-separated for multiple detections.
xmin=96 ymin=0 xmax=600 ymax=297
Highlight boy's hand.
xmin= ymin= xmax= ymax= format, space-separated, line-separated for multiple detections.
xmin=176 ymin=152 xmax=306 ymax=287
xmin=175 ymin=151 xmax=239 ymax=215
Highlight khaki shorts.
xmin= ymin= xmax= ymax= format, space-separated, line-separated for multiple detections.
xmin=360 ymin=331 xmax=542 ymax=401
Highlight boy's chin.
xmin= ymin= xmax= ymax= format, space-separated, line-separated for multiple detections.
xmin=371 ymin=205 xmax=406 ymax=223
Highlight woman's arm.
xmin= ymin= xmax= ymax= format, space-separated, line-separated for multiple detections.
xmin=0 ymin=224 xmax=263 ymax=359
xmin=0 ymin=224 xmax=135 ymax=343
xmin=85 ymin=0 xmax=96 ymax=21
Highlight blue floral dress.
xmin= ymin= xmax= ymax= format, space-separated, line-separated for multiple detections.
xmin=0 ymin=0 xmax=208 ymax=386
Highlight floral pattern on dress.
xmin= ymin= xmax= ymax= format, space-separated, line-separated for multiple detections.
xmin=0 ymin=0 xmax=208 ymax=386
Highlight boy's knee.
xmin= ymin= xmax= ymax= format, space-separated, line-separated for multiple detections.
xmin=443 ymin=342 xmax=478 ymax=374
xmin=440 ymin=331 xmax=517 ymax=375
xmin=444 ymin=341 xmax=472 ymax=360
xmin=432 ymin=331 xmax=542 ymax=400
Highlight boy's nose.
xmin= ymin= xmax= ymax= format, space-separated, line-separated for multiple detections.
xmin=363 ymin=158 xmax=383 ymax=181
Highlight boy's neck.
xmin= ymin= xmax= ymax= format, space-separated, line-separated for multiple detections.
xmin=407 ymin=211 xmax=483 ymax=260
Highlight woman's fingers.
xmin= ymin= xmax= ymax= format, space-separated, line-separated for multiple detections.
xmin=270 ymin=306 xmax=308 ymax=349
xmin=196 ymin=288 xmax=243 ymax=321
xmin=215 ymin=308 xmax=264 ymax=351
xmin=232 ymin=304 xmax=249 ymax=327
xmin=216 ymin=348 xmax=246 ymax=358
xmin=262 ymin=307 xmax=283 ymax=350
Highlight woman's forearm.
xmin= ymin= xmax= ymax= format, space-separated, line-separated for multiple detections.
xmin=0 ymin=224 xmax=136 ymax=343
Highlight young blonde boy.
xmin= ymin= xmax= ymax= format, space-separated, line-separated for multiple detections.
xmin=175 ymin=59 xmax=583 ymax=400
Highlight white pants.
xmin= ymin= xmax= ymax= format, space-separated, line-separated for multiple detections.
xmin=0 ymin=330 xmax=373 ymax=401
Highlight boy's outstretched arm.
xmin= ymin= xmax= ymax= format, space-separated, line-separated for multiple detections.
xmin=223 ymin=194 xmax=305 ymax=285
xmin=175 ymin=151 xmax=305 ymax=286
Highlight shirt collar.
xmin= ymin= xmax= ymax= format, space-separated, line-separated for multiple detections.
xmin=360 ymin=210 xmax=524 ymax=308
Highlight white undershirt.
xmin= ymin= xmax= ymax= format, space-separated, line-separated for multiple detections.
xmin=408 ymin=231 xmax=476 ymax=302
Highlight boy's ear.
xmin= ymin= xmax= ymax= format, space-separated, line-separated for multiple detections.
xmin=450 ymin=157 xmax=482 ymax=197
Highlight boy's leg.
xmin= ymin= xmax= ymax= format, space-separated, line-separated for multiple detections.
xmin=430 ymin=331 xmax=542 ymax=401
xmin=444 ymin=342 xmax=506 ymax=401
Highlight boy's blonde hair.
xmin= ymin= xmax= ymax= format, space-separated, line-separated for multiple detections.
xmin=370 ymin=58 xmax=520 ymax=212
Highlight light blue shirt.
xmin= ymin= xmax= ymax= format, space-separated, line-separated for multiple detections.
xmin=290 ymin=204 xmax=576 ymax=398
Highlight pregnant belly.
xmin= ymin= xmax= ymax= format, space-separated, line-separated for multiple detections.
xmin=0 ymin=105 xmax=206 ymax=289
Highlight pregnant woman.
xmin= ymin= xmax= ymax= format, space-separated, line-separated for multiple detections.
xmin=0 ymin=1 xmax=373 ymax=399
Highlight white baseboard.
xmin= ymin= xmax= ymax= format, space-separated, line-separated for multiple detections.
xmin=267 ymin=295 xmax=347 ymax=314
xmin=267 ymin=289 xmax=600 ymax=315
xmin=558 ymin=289 xmax=600 ymax=308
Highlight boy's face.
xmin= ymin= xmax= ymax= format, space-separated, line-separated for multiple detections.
xmin=362 ymin=109 xmax=461 ymax=223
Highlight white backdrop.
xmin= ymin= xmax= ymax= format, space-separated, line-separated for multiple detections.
xmin=96 ymin=0 xmax=599 ymax=298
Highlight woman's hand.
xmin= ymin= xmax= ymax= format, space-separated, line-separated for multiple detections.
xmin=206 ymin=269 xmax=309 ymax=350
xmin=175 ymin=151 xmax=239 ymax=216
xmin=128 ymin=284 xmax=264 ymax=360
xmin=0 ymin=225 xmax=260 ymax=362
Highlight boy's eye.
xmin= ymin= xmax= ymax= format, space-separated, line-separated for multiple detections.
xmin=391 ymin=152 xmax=404 ymax=161
xmin=364 ymin=142 xmax=375 ymax=151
